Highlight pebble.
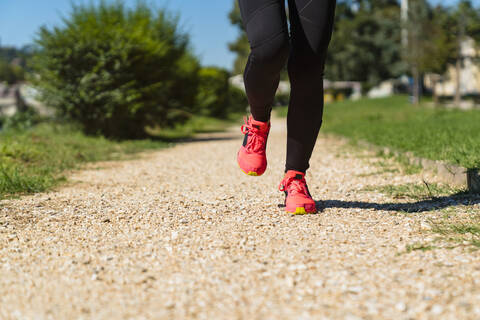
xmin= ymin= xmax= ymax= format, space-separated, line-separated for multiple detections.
xmin=1 ymin=119 xmax=479 ymax=319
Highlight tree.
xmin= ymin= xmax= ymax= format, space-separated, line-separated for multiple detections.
xmin=403 ymin=0 xmax=433 ymax=104
xmin=0 ymin=45 xmax=33 ymax=70
xmin=196 ymin=66 xmax=248 ymax=118
xmin=421 ymin=5 xmax=457 ymax=105
xmin=0 ymin=58 xmax=25 ymax=84
xmin=32 ymin=1 xmax=200 ymax=138
xmin=0 ymin=46 xmax=30 ymax=84
xmin=452 ymin=0 xmax=480 ymax=106
xmin=228 ymin=1 xmax=250 ymax=75
xmin=405 ymin=0 xmax=480 ymax=105
xmin=196 ymin=67 xmax=231 ymax=118
xmin=325 ymin=0 xmax=406 ymax=91
xmin=228 ymin=0 xmax=406 ymax=89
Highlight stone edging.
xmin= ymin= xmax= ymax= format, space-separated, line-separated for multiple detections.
xmin=351 ymin=139 xmax=480 ymax=193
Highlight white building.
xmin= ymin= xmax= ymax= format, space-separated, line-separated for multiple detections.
xmin=425 ymin=37 xmax=480 ymax=97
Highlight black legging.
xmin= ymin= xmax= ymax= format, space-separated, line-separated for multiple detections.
xmin=238 ymin=0 xmax=336 ymax=173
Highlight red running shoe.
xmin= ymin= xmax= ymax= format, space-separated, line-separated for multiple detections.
xmin=279 ymin=170 xmax=317 ymax=215
xmin=237 ymin=116 xmax=270 ymax=176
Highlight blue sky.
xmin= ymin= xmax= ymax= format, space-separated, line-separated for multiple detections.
xmin=0 ymin=0 xmax=473 ymax=70
xmin=0 ymin=0 xmax=238 ymax=69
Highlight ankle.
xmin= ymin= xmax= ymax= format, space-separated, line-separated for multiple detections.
xmin=250 ymin=115 xmax=270 ymax=124
xmin=284 ymin=169 xmax=306 ymax=177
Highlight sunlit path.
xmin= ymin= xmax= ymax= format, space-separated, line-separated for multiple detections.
xmin=1 ymin=119 xmax=479 ymax=319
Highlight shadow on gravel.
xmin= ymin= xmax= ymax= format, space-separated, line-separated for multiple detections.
xmin=316 ymin=192 xmax=480 ymax=213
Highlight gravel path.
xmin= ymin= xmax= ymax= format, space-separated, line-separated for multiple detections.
xmin=1 ymin=119 xmax=479 ymax=319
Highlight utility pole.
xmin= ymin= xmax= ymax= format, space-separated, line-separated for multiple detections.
xmin=454 ymin=11 xmax=465 ymax=107
xmin=402 ymin=0 xmax=419 ymax=105
xmin=401 ymin=0 xmax=408 ymax=49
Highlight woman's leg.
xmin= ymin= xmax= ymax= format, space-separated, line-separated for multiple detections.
xmin=238 ymin=0 xmax=290 ymax=122
xmin=285 ymin=0 xmax=336 ymax=172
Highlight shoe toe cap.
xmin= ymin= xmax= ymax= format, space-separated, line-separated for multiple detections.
xmin=237 ymin=148 xmax=267 ymax=174
xmin=286 ymin=197 xmax=317 ymax=213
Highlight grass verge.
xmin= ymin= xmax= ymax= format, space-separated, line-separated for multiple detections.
xmin=430 ymin=210 xmax=480 ymax=249
xmin=0 ymin=123 xmax=167 ymax=199
xmin=0 ymin=115 xmax=237 ymax=199
xmin=365 ymin=183 xmax=480 ymax=252
xmin=275 ymin=96 xmax=480 ymax=169
xmin=363 ymin=182 xmax=465 ymax=200
xmin=148 ymin=113 xmax=242 ymax=140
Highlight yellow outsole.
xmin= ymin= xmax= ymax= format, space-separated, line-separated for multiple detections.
xmin=287 ymin=207 xmax=317 ymax=215
xmin=238 ymin=163 xmax=261 ymax=177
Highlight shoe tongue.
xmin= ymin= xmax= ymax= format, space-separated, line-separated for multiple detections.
xmin=295 ymin=174 xmax=303 ymax=180
xmin=250 ymin=117 xmax=270 ymax=132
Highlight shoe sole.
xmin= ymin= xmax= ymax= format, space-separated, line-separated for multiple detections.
xmin=238 ymin=165 xmax=316 ymax=214
xmin=287 ymin=206 xmax=317 ymax=215
xmin=238 ymin=163 xmax=262 ymax=177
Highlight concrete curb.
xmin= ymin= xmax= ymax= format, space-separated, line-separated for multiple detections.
xmin=352 ymin=140 xmax=479 ymax=193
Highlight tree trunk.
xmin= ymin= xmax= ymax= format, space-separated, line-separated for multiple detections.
xmin=432 ymin=78 xmax=438 ymax=107
xmin=14 ymin=87 xmax=28 ymax=113
xmin=412 ymin=66 xmax=420 ymax=105
xmin=454 ymin=58 xmax=462 ymax=107
xmin=455 ymin=12 xmax=464 ymax=108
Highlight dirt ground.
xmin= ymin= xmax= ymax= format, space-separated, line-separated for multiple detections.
xmin=1 ymin=119 xmax=479 ymax=319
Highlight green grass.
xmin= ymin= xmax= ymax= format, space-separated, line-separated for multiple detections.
xmin=0 ymin=115 xmax=237 ymax=199
xmin=373 ymin=153 xmax=422 ymax=175
xmin=356 ymin=167 xmax=400 ymax=177
xmin=363 ymin=182 xmax=465 ymax=200
xmin=405 ymin=243 xmax=437 ymax=253
xmin=148 ymin=113 xmax=242 ymax=140
xmin=0 ymin=123 xmax=167 ymax=199
xmin=400 ymin=208 xmax=480 ymax=253
xmin=431 ymin=215 xmax=480 ymax=249
xmin=399 ymin=207 xmax=480 ymax=253
xmin=275 ymin=96 xmax=480 ymax=169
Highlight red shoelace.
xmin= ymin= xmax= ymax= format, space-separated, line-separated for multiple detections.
xmin=279 ymin=175 xmax=310 ymax=196
xmin=240 ymin=117 xmax=267 ymax=153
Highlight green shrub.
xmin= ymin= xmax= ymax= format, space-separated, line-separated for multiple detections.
xmin=274 ymin=92 xmax=290 ymax=106
xmin=0 ymin=58 xmax=25 ymax=84
xmin=32 ymin=1 xmax=200 ymax=139
xmin=196 ymin=66 xmax=248 ymax=118
xmin=0 ymin=108 xmax=42 ymax=131
xmin=196 ymin=67 xmax=230 ymax=118
xmin=228 ymin=85 xmax=248 ymax=114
